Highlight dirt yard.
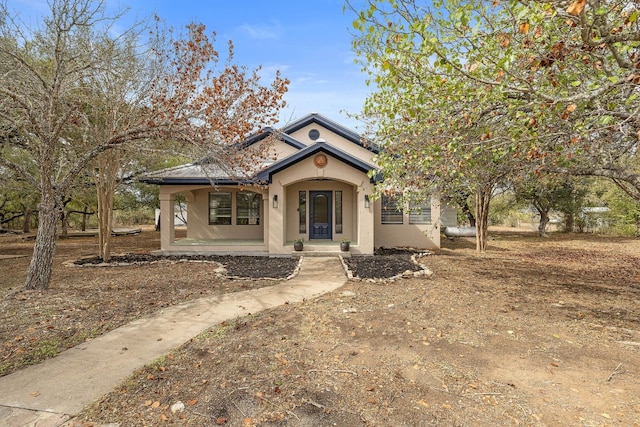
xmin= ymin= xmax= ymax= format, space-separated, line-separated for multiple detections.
xmin=1 ymin=228 xmax=639 ymax=426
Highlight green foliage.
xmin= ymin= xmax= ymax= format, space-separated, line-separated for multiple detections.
xmin=488 ymin=191 xmax=522 ymax=226
xmin=350 ymin=0 xmax=640 ymax=223
xmin=588 ymin=179 xmax=640 ymax=236
xmin=512 ymin=173 xmax=588 ymax=233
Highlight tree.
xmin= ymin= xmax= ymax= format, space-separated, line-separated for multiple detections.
xmin=350 ymin=0 xmax=640 ymax=251
xmin=351 ymin=0 xmax=525 ymax=251
xmin=0 ymin=0 xmax=289 ymax=289
xmin=513 ymin=174 xmax=585 ymax=236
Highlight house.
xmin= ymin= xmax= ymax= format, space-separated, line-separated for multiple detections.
xmin=140 ymin=113 xmax=442 ymax=256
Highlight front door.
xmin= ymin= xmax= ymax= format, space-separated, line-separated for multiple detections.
xmin=309 ymin=191 xmax=332 ymax=239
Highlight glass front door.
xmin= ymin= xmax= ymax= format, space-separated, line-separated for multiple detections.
xmin=309 ymin=191 xmax=332 ymax=239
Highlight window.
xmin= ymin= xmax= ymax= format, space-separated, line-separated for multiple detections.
xmin=236 ymin=192 xmax=261 ymax=225
xmin=409 ymin=200 xmax=432 ymax=224
xmin=299 ymin=191 xmax=306 ymax=233
xmin=209 ymin=192 xmax=232 ymax=225
xmin=335 ymin=191 xmax=343 ymax=233
xmin=381 ymin=195 xmax=403 ymax=224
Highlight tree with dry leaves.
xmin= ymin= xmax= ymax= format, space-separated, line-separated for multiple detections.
xmin=0 ymin=0 xmax=289 ymax=289
xmin=350 ymin=0 xmax=640 ymax=251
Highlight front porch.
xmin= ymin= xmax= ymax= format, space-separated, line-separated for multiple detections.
xmin=156 ymin=236 xmax=354 ymax=257
xmin=156 ymin=238 xmax=267 ymax=256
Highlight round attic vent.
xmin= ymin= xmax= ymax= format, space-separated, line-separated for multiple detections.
xmin=308 ymin=128 xmax=320 ymax=140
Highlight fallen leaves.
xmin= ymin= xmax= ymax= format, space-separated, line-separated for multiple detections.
xmin=7 ymin=231 xmax=640 ymax=426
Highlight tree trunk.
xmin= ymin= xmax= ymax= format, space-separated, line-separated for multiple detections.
xmin=538 ymin=209 xmax=550 ymax=236
xmin=22 ymin=208 xmax=32 ymax=233
xmin=564 ymin=213 xmax=574 ymax=232
xmin=81 ymin=205 xmax=88 ymax=231
xmin=24 ymin=195 xmax=61 ymax=290
xmin=462 ymin=202 xmax=476 ymax=227
xmin=96 ymin=150 xmax=121 ymax=262
xmin=60 ymin=209 xmax=69 ymax=238
xmin=96 ymin=183 xmax=114 ymax=261
xmin=474 ymin=186 xmax=492 ymax=253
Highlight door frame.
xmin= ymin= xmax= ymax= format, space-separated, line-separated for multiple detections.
xmin=309 ymin=191 xmax=332 ymax=240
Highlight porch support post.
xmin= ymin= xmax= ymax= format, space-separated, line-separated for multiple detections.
xmin=262 ymin=192 xmax=270 ymax=250
xmin=268 ymin=186 xmax=285 ymax=254
xmin=357 ymin=184 xmax=375 ymax=254
xmin=159 ymin=191 xmax=176 ymax=252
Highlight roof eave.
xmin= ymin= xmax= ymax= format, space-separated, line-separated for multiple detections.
xmin=138 ymin=177 xmax=255 ymax=186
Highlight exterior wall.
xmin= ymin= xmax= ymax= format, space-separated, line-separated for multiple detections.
xmin=374 ymin=196 xmax=441 ymax=250
xmin=186 ymin=188 xmax=266 ymax=240
xmin=267 ymin=152 xmax=375 ymax=255
xmin=440 ymin=204 xmax=458 ymax=227
xmin=288 ymin=124 xmax=376 ymax=164
xmin=269 ymin=138 xmax=299 ymax=161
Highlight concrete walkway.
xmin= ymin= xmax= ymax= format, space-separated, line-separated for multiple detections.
xmin=0 ymin=256 xmax=347 ymax=427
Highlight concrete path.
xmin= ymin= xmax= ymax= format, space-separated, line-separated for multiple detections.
xmin=0 ymin=256 xmax=347 ymax=427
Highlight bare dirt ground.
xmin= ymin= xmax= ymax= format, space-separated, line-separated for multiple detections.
xmin=2 ymin=227 xmax=640 ymax=426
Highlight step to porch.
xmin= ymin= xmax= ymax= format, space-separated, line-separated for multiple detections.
xmin=292 ymin=250 xmax=351 ymax=257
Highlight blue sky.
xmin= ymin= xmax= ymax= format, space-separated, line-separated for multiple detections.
xmin=10 ymin=0 xmax=370 ymax=131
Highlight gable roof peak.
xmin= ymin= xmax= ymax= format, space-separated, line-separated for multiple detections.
xmin=282 ymin=112 xmax=378 ymax=153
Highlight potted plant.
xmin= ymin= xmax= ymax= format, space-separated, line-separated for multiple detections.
xmin=294 ymin=238 xmax=304 ymax=251
xmin=340 ymin=239 xmax=350 ymax=252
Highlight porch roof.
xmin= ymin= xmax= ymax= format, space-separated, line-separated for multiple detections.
xmin=139 ymin=162 xmax=254 ymax=185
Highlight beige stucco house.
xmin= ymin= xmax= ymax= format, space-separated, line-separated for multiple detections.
xmin=141 ymin=113 xmax=442 ymax=256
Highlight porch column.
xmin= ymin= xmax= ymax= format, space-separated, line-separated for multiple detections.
xmin=159 ymin=191 xmax=175 ymax=252
xmin=357 ymin=185 xmax=375 ymax=254
xmin=262 ymin=192 xmax=270 ymax=249
xmin=268 ymin=186 xmax=285 ymax=254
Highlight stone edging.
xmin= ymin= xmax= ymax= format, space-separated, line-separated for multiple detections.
xmin=339 ymin=252 xmax=434 ymax=283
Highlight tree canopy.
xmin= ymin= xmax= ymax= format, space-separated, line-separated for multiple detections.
xmin=0 ymin=0 xmax=289 ymax=289
xmin=350 ymin=0 xmax=640 ymax=250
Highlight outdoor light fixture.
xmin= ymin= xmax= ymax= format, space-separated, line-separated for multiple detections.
xmin=273 ymin=194 xmax=278 ymax=208
xmin=364 ymin=194 xmax=370 ymax=208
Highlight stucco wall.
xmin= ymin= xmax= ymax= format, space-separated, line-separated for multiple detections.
xmin=186 ymin=188 xmax=266 ymax=240
xmin=373 ymin=196 xmax=441 ymax=249
xmin=270 ymin=138 xmax=299 ymax=161
xmin=288 ymin=124 xmax=376 ymax=164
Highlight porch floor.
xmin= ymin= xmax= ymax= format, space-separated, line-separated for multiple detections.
xmin=167 ymin=238 xmax=354 ymax=257
xmin=172 ymin=238 xmax=264 ymax=246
